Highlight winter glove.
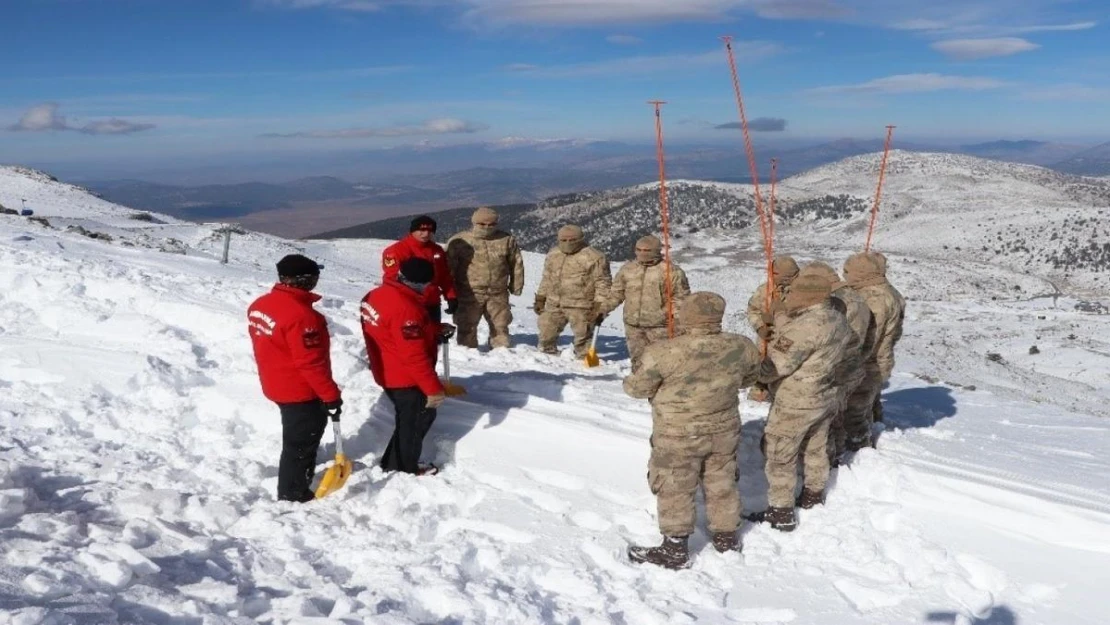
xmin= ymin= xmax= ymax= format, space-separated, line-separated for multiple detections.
xmin=511 ymin=286 xmax=523 ymax=297
xmin=444 ymin=298 xmax=459 ymax=315
xmin=756 ymin=325 xmax=773 ymax=340
xmin=438 ymin=323 xmax=457 ymax=340
xmin=425 ymin=393 xmax=446 ymax=409
xmin=760 ymin=311 xmax=776 ymax=327
xmin=323 ymin=399 xmax=343 ymax=421
xmin=533 ymin=295 xmax=546 ymax=314
xmin=769 ymin=299 xmax=786 ymax=317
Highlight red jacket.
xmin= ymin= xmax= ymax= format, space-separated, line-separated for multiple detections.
xmin=360 ymin=280 xmax=445 ymax=396
xmin=381 ymin=235 xmax=457 ymax=306
xmin=248 ymin=284 xmax=341 ymax=404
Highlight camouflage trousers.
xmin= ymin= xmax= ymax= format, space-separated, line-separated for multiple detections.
xmin=453 ymin=293 xmax=513 ymax=349
xmin=843 ymin=369 xmax=882 ymax=449
xmin=626 ymin=325 xmax=670 ymax=372
xmin=648 ymin=428 xmax=741 ymax=536
xmin=764 ymin=404 xmax=835 ymax=508
xmin=538 ymin=307 xmax=594 ymax=357
xmin=829 ymin=370 xmax=866 ymax=462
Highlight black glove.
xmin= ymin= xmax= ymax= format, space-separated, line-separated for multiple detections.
xmin=323 ymin=399 xmax=343 ymax=421
xmin=438 ymin=323 xmax=457 ymax=340
xmin=445 ymin=298 xmax=459 ymax=314
xmin=593 ymin=312 xmax=606 ymax=326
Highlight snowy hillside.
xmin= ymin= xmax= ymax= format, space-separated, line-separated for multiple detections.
xmin=1 ymin=167 xmax=1109 ymax=624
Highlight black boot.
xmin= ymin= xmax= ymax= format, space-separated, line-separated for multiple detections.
xmin=796 ymin=488 xmax=825 ymax=510
xmin=765 ymin=507 xmax=797 ymax=532
xmin=628 ymin=535 xmax=690 ymax=570
xmin=711 ymin=531 xmax=741 ymax=553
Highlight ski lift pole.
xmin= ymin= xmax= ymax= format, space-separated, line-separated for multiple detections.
xmin=649 ymin=100 xmax=676 ymax=338
xmin=865 ymin=125 xmax=896 ymax=252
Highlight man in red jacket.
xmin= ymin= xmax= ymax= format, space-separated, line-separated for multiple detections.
xmin=361 ymin=257 xmax=452 ymax=475
xmin=381 ymin=215 xmax=458 ymax=326
xmin=248 ymin=254 xmax=343 ymax=502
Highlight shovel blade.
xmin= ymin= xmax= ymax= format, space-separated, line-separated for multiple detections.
xmin=443 ymin=381 xmax=467 ymax=397
xmin=584 ymin=348 xmax=600 ymax=368
xmin=314 ymin=453 xmax=353 ymax=499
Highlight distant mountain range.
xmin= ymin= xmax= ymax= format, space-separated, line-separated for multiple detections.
xmin=312 ymin=151 xmax=1110 ymax=295
xmin=83 ymin=138 xmax=1110 ymax=231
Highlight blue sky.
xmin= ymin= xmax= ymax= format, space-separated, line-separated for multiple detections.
xmin=3 ymin=0 xmax=1108 ymax=172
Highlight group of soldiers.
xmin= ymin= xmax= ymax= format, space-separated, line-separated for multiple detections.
xmin=249 ymin=205 xmax=905 ymax=573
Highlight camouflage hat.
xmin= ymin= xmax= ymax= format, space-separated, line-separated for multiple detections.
xmin=870 ymin=251 xmax=888 ymax=276
xmin=472 ymin=206 xmax=498 ymax=224
xmin=843 ymin=252 xmax=882 ymax=281
xmin=558 ymin=224 xmax=584 ymax=240
xmin=799 ymin=261 xmax=840 ymax=285
xmin=783 ymin=272 xmax=831 ymax=311
xmin=679 ymin=291 xmax=726 ymax=328
xmin=772 ymin=255 xmax=800 ymax=281
xmin=636 ymin=235 xmax=662 ymax=251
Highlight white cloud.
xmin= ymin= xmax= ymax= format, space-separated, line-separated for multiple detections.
xmin=606 ymin=34 xmax=643 ymax=45
xmin=8 ymin=103 xmax=68 ymax=132
xmin=503 ymin=63 xmax=539 ymax=72
xmin=809 ymin=73 xmax=1008 ymax=95
xmin=512 ymin=43 xmax=781 ymax=78
xmin=263 ymin=117 xmax=488 ymax=138
xmin=931 ymin=37 xmax=1040 ymax=60
xmin=7 ymin=103 xmax=156 ymax=135
xmin=1013 ymin=21 xmax=1097 ymax=33
xmin=261 ymin=0 xmax=386 ymax=11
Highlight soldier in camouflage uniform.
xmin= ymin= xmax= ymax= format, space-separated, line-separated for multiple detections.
xmin=799 ymin=262 xmax=875 ymax=465
xmin=603 ymin=235 xmax=691 ymax=371
xmin=868 ymin=251 xmax=904 ymax=424
xmin=623 ymin=292 xmax=761 ymax=569
xmin=746 ymin=255 xmax=800 ymax=402
xmin=534 ymin=225 xmax=612 ymax=358
xmin=841 ymin=252 xmax=906 ymax=451
xmin=758 ymin=272 xmax=852 ymax=531
xmin=446 ymin=207 xmax=526 ymax=349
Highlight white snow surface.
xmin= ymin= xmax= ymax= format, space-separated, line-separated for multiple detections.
xmin=1 ymin=166 xmax=1109 ymax=624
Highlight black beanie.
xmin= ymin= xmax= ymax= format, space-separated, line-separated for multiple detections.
xmin=399 ymin=257 xmax=434 ymax=283
xmin=410 ymin=215 xmax=437 ymax=233
xmin=276 ymin=254 xmax=321 ymax=278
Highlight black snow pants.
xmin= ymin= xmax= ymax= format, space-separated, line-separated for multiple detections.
xmin=380 ymin=387 xmax=438 ymax=474
xmin=277 ymin=399 xmax=328 ymax=502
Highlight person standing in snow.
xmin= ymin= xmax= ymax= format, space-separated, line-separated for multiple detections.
xmin=746 ymin=255 xmax=801 ymax=402
xmin=798 ymin=261 xmax=875 ymax=466
xmin=841 ymin=252 xmax=906 ymax=449
xmin=602 ymin=235 xmax=691 ymax=372
xmin=445 ymin=206 xmax=525 ymax=349
xmin=534 ymin=225 xmax=612 ymax=358
xmin=247 ymin=254 xmax=343 ymax=503
xmin=361 ymin=258 xmax=452 ymax=476
xmin=867 ymin=251 xmax=905 ymax=425
xmin=757 ymin=272 xmax=852 ymax=531
xmin=381 ymin=215 xmax=458 ymax=328
xmin=623 ymin=292 xmax=761 ymax=569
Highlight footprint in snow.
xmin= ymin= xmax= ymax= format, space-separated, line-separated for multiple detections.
xmin=520 ymin=467 xmax=585 ymax=491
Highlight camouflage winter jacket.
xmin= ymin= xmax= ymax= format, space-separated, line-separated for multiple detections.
xmin=446 ymin=229 xmax=525 ymax=299
xmin=830 ymin=286 xmax=875 ymax=390
xmin=536 ymin=246 xmax=612 ymax=310
xmin=759 ymin=300 xmax=853 ymax=410
xmin=855 ymin=282 xmax=905 ymax=382
xmin=604 ymin=260 xmax=691 ymax=328
xmin=746 ymin=281 xmax=789 ymax=332
xmin=624 ymin=329 xmax=761 ymax=437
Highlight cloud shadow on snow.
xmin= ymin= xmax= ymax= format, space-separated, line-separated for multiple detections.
xmin=927 ymin=606 xmax=1019 ymax=625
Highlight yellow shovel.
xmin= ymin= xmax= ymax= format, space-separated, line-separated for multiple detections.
xmin=314 ymin=419 xmax=352 ymax=499
xmin=584 ymin=323 xmax=601 ymax=368
xmin=441 ymin=340 xmax=467 ymax=397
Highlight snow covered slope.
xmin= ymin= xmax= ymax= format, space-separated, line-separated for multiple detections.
xmin=1 ymin=167 xmax=1109 ymax=624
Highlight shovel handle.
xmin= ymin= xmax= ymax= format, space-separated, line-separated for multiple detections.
xmin=332 ymin=420 xmax=345 ymax=457
xmin=442 ymin=340 xmax=451 ymax=382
